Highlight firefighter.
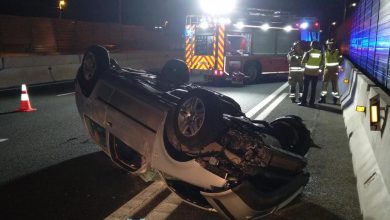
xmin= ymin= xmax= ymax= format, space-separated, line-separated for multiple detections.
xmin=299 ymin=41 xmax=324 ymax=106
xmin=287 ymin=41 xmax=304 ymax=103
xmin=319 ymin=39 xmax=343 ymax=104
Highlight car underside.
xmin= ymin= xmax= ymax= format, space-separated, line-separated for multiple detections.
xmin=75 ymin=45 xmax=313 ymax=219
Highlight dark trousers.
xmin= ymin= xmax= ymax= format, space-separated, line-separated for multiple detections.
xmin=302 ymin=74 xmax=319 ymax=104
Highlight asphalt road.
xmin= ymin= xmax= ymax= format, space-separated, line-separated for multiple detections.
xmin=0 ymin=78 xmax=362 ymax=220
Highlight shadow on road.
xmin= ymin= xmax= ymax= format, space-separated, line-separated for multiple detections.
xmin=0 ymin=152 xmax=149 ymax=220
xmin=195 ymin=73 xmax=288 ymax=88
xmin=167 ymin=202 xmax=224 ymax=220
xmin=0 ymin=81 xmax=75 ymax=96
xmin=0 ymin=110 xmax=19 ymax=115
xmin=301 ymin=104 xmax=343 ymax=115
xmin=269 ymin=200 xmax=348 ymax=220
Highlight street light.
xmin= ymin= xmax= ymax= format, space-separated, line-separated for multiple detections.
xmin=59 ymin=0 xmax=66 ymax=19
xmin=344 ymin=1 xmax=358 ymax=21
xmin=328 ymin=21 xmax=337 ymax=38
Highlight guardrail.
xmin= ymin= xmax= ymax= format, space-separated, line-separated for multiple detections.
xmin=0 ymin=50 xmax=183 ymax=90
xmin=340 ymin=59 xmax=390 ymax=219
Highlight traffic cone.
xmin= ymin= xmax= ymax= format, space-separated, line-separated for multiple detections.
xmin=18 ymin=84 xmax=36 ymax=112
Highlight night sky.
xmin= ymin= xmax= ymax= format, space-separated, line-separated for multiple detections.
xmin=1 ymin=0 xmax=357 ymax=33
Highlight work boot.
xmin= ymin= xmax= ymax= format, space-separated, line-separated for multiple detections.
xmin=291 ymin=98 xmax=296 ymax=103
xmin=298 ymin=101 xmax=307 ymax=106
xmin=309 ymin=98 xmax=316 ymax=107
xmin=318 ymin=96 xmax=326 ymax=103
xmin=333 ymin=97 xmax=338 ymax=105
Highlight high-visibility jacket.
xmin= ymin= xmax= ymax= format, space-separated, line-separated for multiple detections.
xmin=325 ymin=49 xmax=341 ymax=68
xmin=305 ymin=49 xmax=323 ymax=69
xmin=287 ymin=51 xmax=304 ymax=72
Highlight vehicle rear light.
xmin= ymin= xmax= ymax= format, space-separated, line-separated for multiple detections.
xmin=219 ymin=70 xmax=224 ymax=75
xmin=214 ymin=70 xmax=219 ymax=75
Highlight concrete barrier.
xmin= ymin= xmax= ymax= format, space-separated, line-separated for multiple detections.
xmin=341 ymin=60 xmax=390 ymax=220
xmin=0 ymin=50 xmax=183 ymax=90
xmin=340 ymin=60 xmax=359 ymax=110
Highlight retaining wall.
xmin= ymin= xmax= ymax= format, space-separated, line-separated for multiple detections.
xmin=0 ymin=50 xmax=183 ymax=89
xmin=341 ymin=59 xmax=390 ymax=219
xmin=0 ymin=15 xmax=183 ymax=54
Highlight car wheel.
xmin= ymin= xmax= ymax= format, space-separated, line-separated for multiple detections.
xmin=159 ymin=59 xmax=189 ymax=87
xmin=76 ymin=45 xmax=109 ymax=97
xmin=270 ymin=117 xmax=311 ymax=156
xmin=173 ymin=90 xmax=226 ymax=149
xmin=244 ymin=62 xmax=260 ymax=84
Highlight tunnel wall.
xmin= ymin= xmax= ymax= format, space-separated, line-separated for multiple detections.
xmin=340 ymin=59 xmax=390 ymax=219
xmin=0 ymin=50 xmax=183 ymax=90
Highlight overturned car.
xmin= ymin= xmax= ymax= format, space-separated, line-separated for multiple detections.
xmin=75 ymin=46 xmax=313 ymax=219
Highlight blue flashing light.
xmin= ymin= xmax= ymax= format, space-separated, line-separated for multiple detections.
xmin=185 ymin=28 xmax=193 ymax=37
xmin=300 ymin=22 xmax=309 ymax=30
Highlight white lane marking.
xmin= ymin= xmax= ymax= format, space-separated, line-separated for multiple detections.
xmin=56 ymin=92 xmax=75 ymax=97
xmin=144 ymin=193 xmax=182 ymax=220
xmin=246 ymin=82 xmax=289 ymax=118
xmin=0 ymin=138 xmax=9 ymax=143
xmin=255 ymin=93 xmax=289 ymax=120
xmin=105 ymin=181 xmax=167 ymax=220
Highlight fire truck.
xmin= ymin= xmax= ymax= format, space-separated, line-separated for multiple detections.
xmin=185 ymin=9 xmax=321 ymax=84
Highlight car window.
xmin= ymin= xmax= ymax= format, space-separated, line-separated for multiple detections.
xmin=84 ymin=116 xmax=107 ymax=149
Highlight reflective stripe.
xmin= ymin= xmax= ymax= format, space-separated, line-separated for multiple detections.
xmin=321 ymin=91 xmax=328 ymax=96
xmin=310 ymin=53 xmax=321 ymax=58
xmin=305 ymin=64 xmax=320 ymax=69
xmin=332 ymin=92 xmax=340 ymax=98
xmin=289 ymin=93 xmax=296 ymax=98
xmin=21 ymin=93 xmax=29 ymax=101
xmin=325 ymin=50 xmax=340 ymax=66
xmin=290 ymin=67 xmax=304 ymax=71
xmin=306 ymin=49 xmax=322 ymax=67
xmin=299 ymin=93 xmax=303 ymax=97
xmin=325 ymin=62 xmax=339 ymax=67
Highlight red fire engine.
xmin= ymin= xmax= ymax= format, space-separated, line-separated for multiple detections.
xmin=185 ymin=9 xmax=321 ymax=84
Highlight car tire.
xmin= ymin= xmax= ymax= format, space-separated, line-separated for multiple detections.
xmin=76 ymin=45 xmax=110 ymax=97
xmin=270 ymin=116 xmax=311 ymax=156
xmin=244 ymin=62 xmax=261 ymax=84
xmin=173 ymin=90 xmax=226 ymax=149
xmin=159 ymin=59 xmax=189 ymax=87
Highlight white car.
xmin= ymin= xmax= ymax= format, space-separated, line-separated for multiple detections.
xmin=75 ymin=45 xmax=313 ymax=219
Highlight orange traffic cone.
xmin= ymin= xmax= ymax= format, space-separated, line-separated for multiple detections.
xmin=18 ymin=84 xmax=36 ymax=112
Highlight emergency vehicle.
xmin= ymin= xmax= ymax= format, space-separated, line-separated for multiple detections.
xmin=185 ymin=9 xmax=321 ymax=83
